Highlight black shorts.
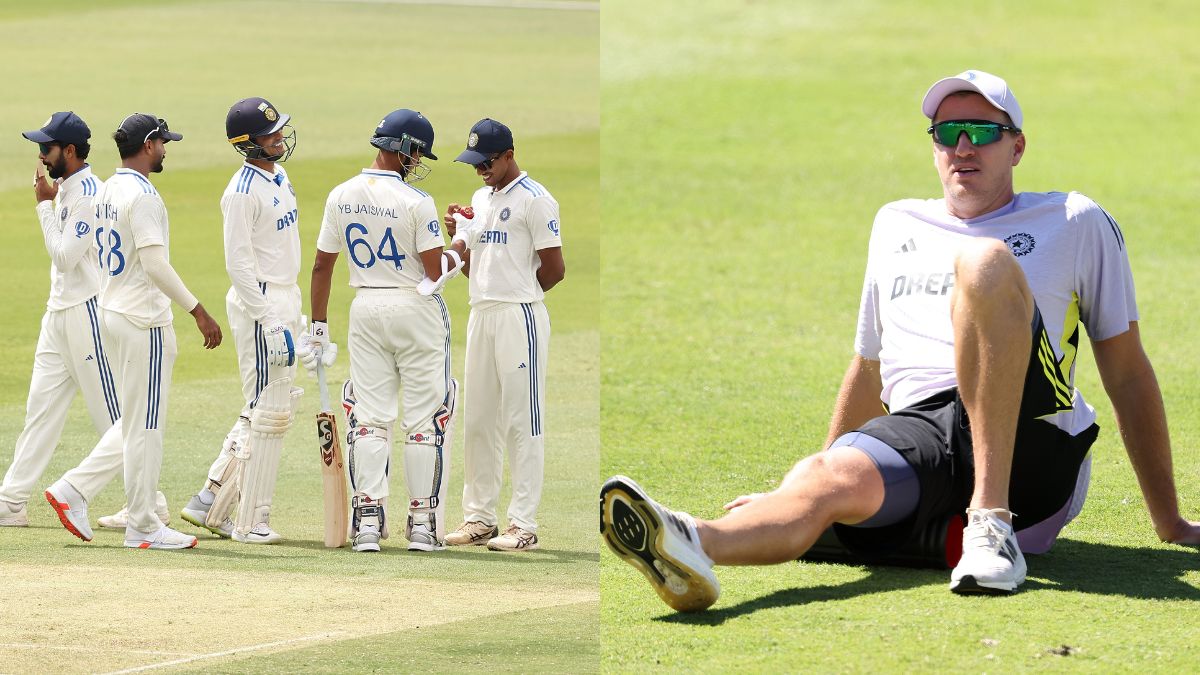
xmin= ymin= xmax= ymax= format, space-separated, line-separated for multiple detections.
xmin=832 ymin=306 xmax=1099 ymax=558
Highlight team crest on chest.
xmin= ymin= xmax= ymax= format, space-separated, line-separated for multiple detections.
xmin=499 ymin=207 xmax=511 ymax=222
xmin=1004 ymin=232 xmax=1036 ymax=257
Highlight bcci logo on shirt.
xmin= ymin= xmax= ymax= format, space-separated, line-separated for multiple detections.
xmin=1004 ymin=232 xmax=1036 ymax=257
xmin=500 ymin=207 xmax=511 ymax=222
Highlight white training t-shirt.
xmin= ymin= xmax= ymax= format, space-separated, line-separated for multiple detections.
xmin=38 ymin=165 xmax=103 ymax=311
xmin=855 ymin=191 xmax=1138 ymax=435
xmin=465 ymin=171 xmax=562 ymax=309
xmin=222 ymin=162 xmax=301 ymax=319
xmin=316 ymin=169 xmax=443 ymax=289
xmin=94 ymin=168 xmax=174 ymax=328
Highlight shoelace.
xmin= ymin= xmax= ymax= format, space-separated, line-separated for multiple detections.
xmin=964 ymin=507 xmax=1015 ymax=552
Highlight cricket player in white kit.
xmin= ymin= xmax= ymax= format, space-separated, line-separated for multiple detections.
xmin=304 ymin=108 xmax=458 ymax=553
xmin=89 ymin=113 xmax=223 ymax=549
xmin=180 ymin=97 xmax=299 ymax=544
xmin=444 ymin=119 xmax=565 ymax=551
xmin=0 ymin=112 xmax=135 ymax=532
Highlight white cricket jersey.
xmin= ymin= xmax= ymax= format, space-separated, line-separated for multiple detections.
xmin=855 ymin=191 xmax=1138 ymax=435
xmin=38 ymin=165 xmax=103 ymax=311
xmin=465 ymin=171 xmax=561 ymax=309
xmin=94 ymin=168 xmax=174 ymax=328
xmin=316 ymin=169 xmax=442 ymax=289
xmin=222 ymin=162 xmax=301 ymax=319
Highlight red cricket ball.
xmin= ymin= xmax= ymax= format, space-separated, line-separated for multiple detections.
xmin=461 ymin=207 xmax=475 ymax=219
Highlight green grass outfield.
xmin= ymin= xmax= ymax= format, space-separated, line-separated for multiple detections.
xmin=0 ymin=1 xmax=597 ymax=673
xmin=602 ymin=0 xmax=1200 ymax=671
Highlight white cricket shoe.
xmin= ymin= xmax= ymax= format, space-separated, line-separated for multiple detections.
xmin=124 ymin=525 xmax=198 ymax=550
xmin=407 ymin=522 xmax=445 ymax=552
xmin=950 ymin=508 xmax=1026 ymax=595
xmin=180 ymin=494 xmax=233 ymax=538
xmin=0 ymin=500 xmax=28 ymax=527
xmin=232 ymin=524 xmax=283 ymax=545
xmin=353 ymin=524 xmax=381 ymax=553
xmin=487 ymin=524 xmax=539 ymax=552
xmin=444 ymin=520 xmax=498 ymax=546
xmin=600 ymin=475 xmax=719 ymax=612
xmin=97 ymin=492 xmax=171 ymax=529
xmin=45 ymin=479 xmax=93 ymax=542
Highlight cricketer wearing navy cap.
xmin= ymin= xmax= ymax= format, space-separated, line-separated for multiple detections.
xmin=23 ymin=111 xmax=92 ymax=180
xmin=454 ymin=118 xmax=513 ymax=166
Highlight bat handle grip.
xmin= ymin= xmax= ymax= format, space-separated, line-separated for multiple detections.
xmin=316 ymin=361 xmax=330 ymax=412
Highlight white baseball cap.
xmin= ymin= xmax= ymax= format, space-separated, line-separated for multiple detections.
xmin=921 ymin=70 xmax=1023 ymax=129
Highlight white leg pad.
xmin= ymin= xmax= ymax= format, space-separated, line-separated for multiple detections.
xmin=405 ymin=378 xmax=457 ymax=542
xmin=348 ymin=424 xmax=391 ymax=501
xmin=234 ymin=377 xmax=293 ymax=536
xmin=204 ymin=417 xmax=248 ymax=528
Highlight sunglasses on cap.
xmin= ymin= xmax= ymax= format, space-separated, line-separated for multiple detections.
xmin=143 ymin=118 xmax=172 ymax=144
xmin=927 ymin=119 xmax=1021 ymax=147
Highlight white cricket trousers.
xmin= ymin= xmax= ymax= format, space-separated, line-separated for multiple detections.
xmin=346 ymin=288 xmax=451 ymax=500
xmin=205 ymin=284 xmax=301 ymax=484
xmin=0 ymin=298 xmax=121 ymax=505
xmin=104 ymin=312 xmax=177 ymax=534
xmin=461 ymin=300 xmax=549 ymax=533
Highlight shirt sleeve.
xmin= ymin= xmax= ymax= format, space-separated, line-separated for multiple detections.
xmin=38 ymin=195 xmax=98 ymax=272
xmin=316 ymin=189 xmax=343 ymax=254
xmin=222 ymin=192 xmax=270 ymax=320
xmin=853 ymin=216 xmax=884 ymax=360
xmin=1074 ymin=196 xmax=1138 ymax=341
xmin=413 ymin=195 xmax=444 ymax=253
xmin=141 ymin=244 xmax=199 ymax=312
xmin=129 ymin=194 xmax=167 ymax=249
xmin=528 ymin=195 xmax=562 ymax=250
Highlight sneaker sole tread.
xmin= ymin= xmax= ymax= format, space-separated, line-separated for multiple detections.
xmin=600 ymin=478 xmax=717 ymax=612
xmin=45 ymin=491 xmax=91 ymax=542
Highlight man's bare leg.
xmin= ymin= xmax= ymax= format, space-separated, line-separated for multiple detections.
xmin=950 ymin=238 xmax=1034 ymax=520
xmin=695 ymin=447 xmax=885 ymax=565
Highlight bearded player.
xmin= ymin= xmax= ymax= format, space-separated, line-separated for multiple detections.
xmin=303 ymin=108 xmax=458 ymax=553
xmin=180 ymin=98 xmax=299 ymax=544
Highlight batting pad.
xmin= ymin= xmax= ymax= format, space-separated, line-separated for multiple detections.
xmin=404 ymin=378 xmax=457 ymax=541
xmin=235 ymin=377 xmax=292 ymax=535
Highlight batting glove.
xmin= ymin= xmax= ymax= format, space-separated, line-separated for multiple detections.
xmin=261 ymin=319 xmax=295 ymax=368
xmin=297 ymin=320 xmax=338 ymax=372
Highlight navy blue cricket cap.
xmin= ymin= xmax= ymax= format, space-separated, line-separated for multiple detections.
xmin=22 ymin=111 xmax=91 ymax=147
xmin=454 ymin=118 xmax=514 ymax=164
xmin=115 ymin=113 xmax=183 ymax=152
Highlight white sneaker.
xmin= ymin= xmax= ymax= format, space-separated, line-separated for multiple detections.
xmin=45 ymin=479 xmax=93 ymax=542
xmin=600 ymin=475 xmax=719 ymax=612
xmin=0 ymin=500 xmax=28 ymax=527
xmin=353 ymin=524 xmax=381 ymax=553
xmin=444 ymin=520 xmax=498 ymax=546
xmin=232 ymin=523 xmax=282 ymax=545
xmin=407 ymin=522 xmax=445 ymax=552
xmin=97 ymin=492 xmax=171 ymax=529
xmin=487 ymin=524 xmax=539 ymax=552
xmin=950 ymin=508 xmax=1026 ymax=594
xmin=124 ymin=525 xmax=198 ymax=550
xmin=180 ymin=494 xmax=233 ymax=538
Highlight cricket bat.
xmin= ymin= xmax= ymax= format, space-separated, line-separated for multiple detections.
xmin=316 ymin=361 xmax=349 ymax=548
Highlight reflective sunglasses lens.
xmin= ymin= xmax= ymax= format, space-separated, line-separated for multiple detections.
xmin=932 ymin=122 xmax=1002 ymax=146
xmin=38 ymin=143 xmax=54 ymax=155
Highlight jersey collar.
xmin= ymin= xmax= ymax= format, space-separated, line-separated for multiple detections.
xmin=361 ymin=168 xmax=404 ymax=182
xmin=242 ymin=161 xmax=282 ymax=184
xmin=57 ymin=164 xmax=94 ymax=194
xmin=496 ymin=170 xmax=529 ymax=195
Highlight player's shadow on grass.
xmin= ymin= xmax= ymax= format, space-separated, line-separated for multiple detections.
xmin=659 ymin=539 xmax=1199 ymax=625
xmin=1021 ymin=539 xmax=1200 ymax=599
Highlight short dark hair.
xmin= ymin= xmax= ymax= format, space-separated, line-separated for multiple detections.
xmin=70 ymin=142 xmax=90 ymax=160
xmin=112 ymin=129 xmax=141 ymax=159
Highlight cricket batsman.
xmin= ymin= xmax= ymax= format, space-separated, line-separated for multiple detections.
xmin=303 ymin=108 xmax=459 ymax=553
xmin=180 ymin=97 xmax=299 ymax=544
